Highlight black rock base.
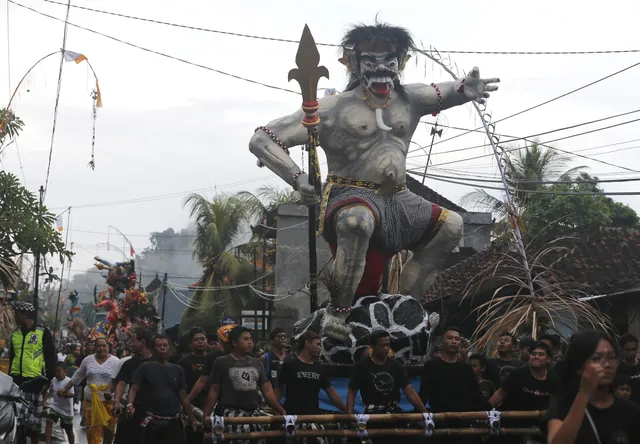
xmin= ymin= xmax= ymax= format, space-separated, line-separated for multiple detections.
xmin=293 ymin=294 xmax=431 ymax=365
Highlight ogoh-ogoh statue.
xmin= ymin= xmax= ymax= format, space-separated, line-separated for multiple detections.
xmin=250 ymin=22 xmax=499 ymax=342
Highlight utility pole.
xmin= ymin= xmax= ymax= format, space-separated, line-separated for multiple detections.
xmin=160 ymin=273 xmax=168 ymax=333
xmin=53 ymin=207 xmax=71 ymax=340
xmin=33 ymin=185 xmax=45 ymax=321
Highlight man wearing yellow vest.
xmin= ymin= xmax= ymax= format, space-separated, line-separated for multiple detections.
xmin=9 ymin=301 xmax=56 ymax=443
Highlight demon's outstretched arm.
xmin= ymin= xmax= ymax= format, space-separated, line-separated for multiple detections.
xmin=409 ymin=67 xmax=500 ymax=116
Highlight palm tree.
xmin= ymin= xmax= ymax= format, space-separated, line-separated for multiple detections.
xmin=236 ymin=185 xmax=301 ymax=228
xmin=0 ymin=108 xmax=24 ymax=150
xmin=460 ymin=141 xmax=585 ymax=240
xmin=181 ymin=193 xmax=250 ymax=321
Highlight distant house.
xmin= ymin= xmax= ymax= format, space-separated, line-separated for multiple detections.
xmin=424 ymin=228 xmax=640 ymax=338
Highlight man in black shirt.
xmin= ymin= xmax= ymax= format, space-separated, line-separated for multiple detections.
xmin=187 ymin=325 xmax=232 ymax=407
xmin=617 ymin=333 xmax=640 ymax=406
xmin=112 ymin=328 xmax=153 ymax=444
xmin=128 ymin=334 xmax=196 ymax=444
xmin=178 ymin=327 xmax=209 ymax=444
xmin=276 ymin=331 xmax=345 ymax=443
xmin=490 ymin=342 xmax=559 ymax=443
xmin=486 ymin=332 xmax=523 ymax=388
xmin=260 ymin=327 xmax=288 ymax=388
xmin=349 ymin=330 xmax=425 ymax=415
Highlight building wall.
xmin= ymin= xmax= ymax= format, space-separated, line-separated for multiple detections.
xmin=274 ymin=205 xmax=333 ymax=334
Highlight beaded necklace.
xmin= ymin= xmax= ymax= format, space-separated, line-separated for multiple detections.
xmin=362 ymin=86 xmax=392 ymax=110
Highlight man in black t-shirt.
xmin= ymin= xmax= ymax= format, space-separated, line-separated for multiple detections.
xmin=260 ymin=327 xmax=288 ymax=388
xmin=349 ymin=330 xmax=426 ymax=414
xmin=276 ymin=331 xmax=345 ymax=442
xmin=128 ymin=334 xmax=196 ymax=444
xmin=617 ymin=333 xmax=640 ymax=406
xmin=486 ymin=332 xmax=523 ymax=388
xmin=187 ymin=326 xmax=231 ymax=407
xmin=349 ymin=330 xmax=425 ymax=444
xmin=490 ymin=341 xmax=559 ymax=443
xmin=277 ymin=331 xmax=345 ymax=414
xmin=112 ymin=329 xmax=154 ymax=444
xmin=178 ymin=327 xmax=209 ymax=444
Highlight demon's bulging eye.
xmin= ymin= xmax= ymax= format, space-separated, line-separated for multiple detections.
xmin=387 ymin=60 xmax=398 ymax=69
xmin=362 ymin=61 xmax=375 ymax=68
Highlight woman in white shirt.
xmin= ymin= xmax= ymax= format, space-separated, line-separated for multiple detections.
xmin=62 ymin=337 xmax=119 ymax=444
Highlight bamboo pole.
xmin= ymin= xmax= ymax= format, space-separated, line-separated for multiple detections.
xmin=204 ymin=427 xmax=542 ymax=440
xmin=204 ymin=410 xmax=544 ymax=425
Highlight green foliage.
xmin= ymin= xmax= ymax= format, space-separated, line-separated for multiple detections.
xmin=460 ymin=142 xmax=640 ymax=245
xmin=0 ymin=172 xmax=72 ymax=288
xmin=0 ymin=108 xmax=25 ymax=147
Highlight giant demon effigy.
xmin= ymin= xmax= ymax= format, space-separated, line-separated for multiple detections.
xmin=88 ymin=257 xmax=158 ymax=345
xmin=249 ymin=22 xmax=499 ymax=362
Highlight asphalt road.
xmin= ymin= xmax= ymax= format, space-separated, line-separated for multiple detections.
xmin=49 ymin=411 xmax=87 ymax=444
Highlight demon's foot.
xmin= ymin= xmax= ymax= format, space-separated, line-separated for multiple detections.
xmin=321 ymin=311 xmax=351 ymax=342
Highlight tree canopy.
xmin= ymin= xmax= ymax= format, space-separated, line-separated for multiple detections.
xmin=0 ymin=171 xmax=72 ymax=288
xmin=461 ymin=142 xmax=640 ymax=245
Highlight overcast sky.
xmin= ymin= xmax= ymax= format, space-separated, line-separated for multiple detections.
xmin=2 ymin=0 xmax=640 ymax=277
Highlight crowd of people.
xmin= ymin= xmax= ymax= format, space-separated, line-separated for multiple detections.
xmin=6 ymin=300 xmax=640 ymax=444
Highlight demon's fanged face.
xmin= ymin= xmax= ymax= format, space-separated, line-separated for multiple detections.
xmin=359 ymin=51 xmax=401 ymax=97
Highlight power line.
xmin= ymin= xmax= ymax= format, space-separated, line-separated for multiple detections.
xmin=9 ymin=0 xmax=301 ymax=95
xmin=409 ymin=58 xmax=640 ymax=153
xmin=413 ymin=171 xmax=640 ymax=186
xmin=48 ymin=176 xmax=273 ymax=210
xmin=427 ymin=116 xmax=640 ymax=170
xmin=409 ymin=109 xmax=640 ymax=158
xmin=41 ymin=0 xmax=640 ymax=56
xmin=409 ymin=171 xmax=640 ymax=196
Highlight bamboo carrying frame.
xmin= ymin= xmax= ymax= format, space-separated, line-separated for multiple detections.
xmin=201 ymin=411 xmax=545 ymax=440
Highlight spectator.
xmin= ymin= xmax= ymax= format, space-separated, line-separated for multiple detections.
xmin=617 ymin=333 xmax=640 ymax=406
xmin=63 ymin=337 xmax=120 ymax=444
xmin=187 ymin=324 xmax=234 ymax=407
xmin=128 ymin=334 xmax=196 ymax=444
xmin=518 ymin=337 xmax=536 ymax=363
xmin=468 ymin=353 xmax=495 ymax=401
xmin=614 ymin=374 xmax=632 ymax=401
xmin=546 ymin=331 xmax=640 ymax=444
xmin=486 ymin=332 xmax=522 ymax=387
xmin=44 ymin=362 xmax=75 ymax=444
xmin=9 ymin=301 xmax=56 ymax=444
xmin=178 ymin=327 xmax=209 ymax=444
xmin=260 ymin=327 xmax=289 ymax=388
xmin=204 ymin=326 xmax=285 ymax=444
xmin=112 ymin=329 xmax=154 ymax=444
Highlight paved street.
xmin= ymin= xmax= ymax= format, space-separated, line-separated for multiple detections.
xmin=49 ymin=412 xmax=87 ymax=444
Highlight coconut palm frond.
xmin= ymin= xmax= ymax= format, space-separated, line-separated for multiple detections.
xmin=460 ymin=189 xmax=509 ymax=217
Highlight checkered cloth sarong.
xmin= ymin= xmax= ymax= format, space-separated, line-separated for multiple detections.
xmin=16 ymin=391 xmax=44 ymax=434
xmin=320 ymin=185 xmax=434 ymax=254
xmin=220 ymin=406 xmax=267 ymax=444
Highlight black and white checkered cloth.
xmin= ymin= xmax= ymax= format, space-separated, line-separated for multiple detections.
xmin=16 ymin=391 xmax=44 ymax=434
xmin=220 ymin=407 xmax=268 ymax=444
xmin=321 ymin=186 xmax=434 ymax=254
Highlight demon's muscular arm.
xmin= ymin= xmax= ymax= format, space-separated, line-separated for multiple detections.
xmin=249 ymin=98 xmax=335 ymax=205
xmin=407 ymin=67 xmax=500 ymax=116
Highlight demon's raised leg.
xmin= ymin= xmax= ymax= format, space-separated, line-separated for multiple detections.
xmin=322 ymin=205 xmax=375 ymax=340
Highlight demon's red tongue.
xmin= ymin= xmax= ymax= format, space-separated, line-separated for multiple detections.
xmin=373 ymin=83 xmax=390 ymax=96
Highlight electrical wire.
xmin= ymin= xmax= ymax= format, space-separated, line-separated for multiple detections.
xmin=410 ymin=171 xmax=640 ymax=196
xmin=409 ymin=108 xmax=640 ymax=158
xmin=41 ymin=0 xmax=640 ymax=56
xmin=426 ymin=117 xmax=640 ymax=170
xmin=412 ymin=171 xmax=640 ymax=186
xmin=409 ymin=54 xmax=640 ymax=152
xmin=9 ymin=0 xmax=301 ymax=95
